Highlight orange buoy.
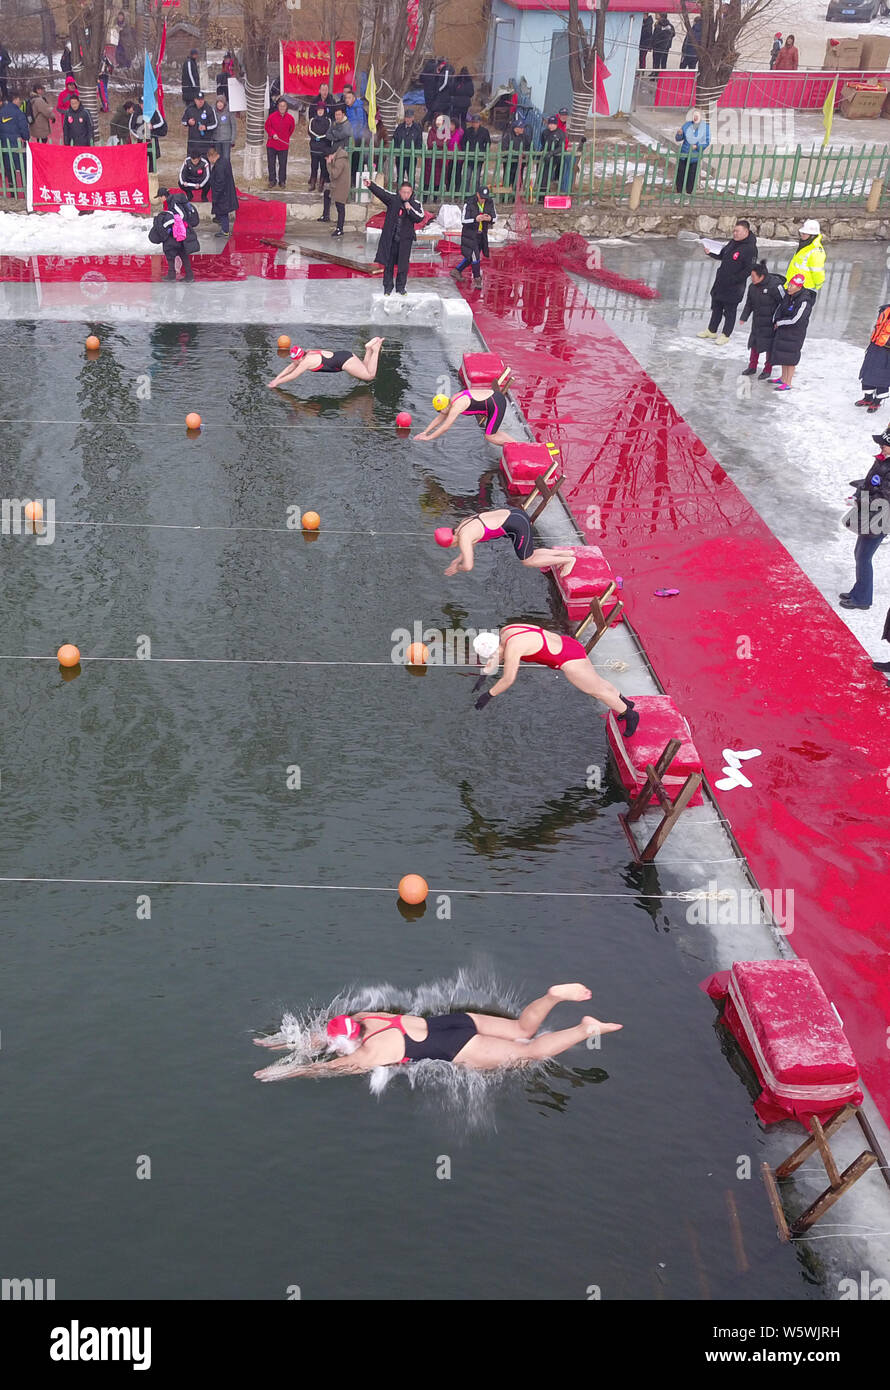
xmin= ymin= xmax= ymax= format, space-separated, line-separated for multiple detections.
xmin=57 ymin=643 xmax=81 ymax=668
xmin=85 ymin=334 xmax=100 ymax=351
xmin=24 ymin=501 xmax=43 ymax=522
xmin=185 ymin=412 xmax=202 ymax=431
xmin=406 ymin=642 xmax=429 ymax=665
xmin=398 ymin=874 xmax=429 ymax=905
xmin=277 ymin=334 xmax=291 ymax=351
xmin=301 ymin=510 xmax=321 ymax=531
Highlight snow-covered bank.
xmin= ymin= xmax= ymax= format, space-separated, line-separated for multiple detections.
xmin=0 ymin=206 xmax=161 ymax=257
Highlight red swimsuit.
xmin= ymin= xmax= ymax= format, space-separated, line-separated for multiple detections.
xmin=503 ymin=624 xmax=588 ymax=670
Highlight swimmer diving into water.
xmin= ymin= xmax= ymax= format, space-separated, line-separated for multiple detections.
xmin=436 ymin=507 xmax=577 ymax=577
xmin=414 ymin=387 xmax=516 ymax=446
xmin=472 ymin=627 xmax=640 ymax=735
xmin=253 ymin=983 xmax=621 ymax=1079
xmin=267 ymin=337 xmax=384 ymax=389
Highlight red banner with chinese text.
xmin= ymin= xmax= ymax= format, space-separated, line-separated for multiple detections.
xmin=27 ymin=143 xmax=150 ymax=214
xmin=280 ymin=41 xmax=355 ymax=96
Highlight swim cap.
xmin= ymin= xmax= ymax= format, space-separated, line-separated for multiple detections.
xmin=435 ymin=526 xmax=454 ymax=548
xmin=432 ymin=393 xmax=450 ymax=412
xmin=327 ymin=1015 xmax=361 ymax=1042
xmin=290 ymin=345 xmax=305 ymax=361
xmin=473 ymin=631 xmax=500 ymax=661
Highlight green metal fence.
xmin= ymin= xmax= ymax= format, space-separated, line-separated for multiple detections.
xmin=347 ymin=138 xmax=890 ymax=210
xmin=0 ymin=144 xmax=27 ymax=200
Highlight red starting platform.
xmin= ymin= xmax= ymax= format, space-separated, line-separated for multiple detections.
xmin=553 ymin=545 xmax=623 ymax=623
xmin=607 ymin=695 xmax=704 ymax=807
xmin=501 ymin=441 xmax=560 ymax=496
xmin=460 ymin=351 xmax=507 ymax=387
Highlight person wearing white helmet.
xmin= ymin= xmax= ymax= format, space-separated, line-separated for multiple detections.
xmin=786 ymin=219 xmax=825 ymax=293
xmin=253 ymin=983 xmax=622 ymax=1078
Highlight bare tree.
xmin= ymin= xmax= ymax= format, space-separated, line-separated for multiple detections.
xmin=241 ymin=0 xmax=288 ymax=180
xmin=65 ymin=0 xmax=114 ymax=122
xmin=679 ymin=0 xmax=775 ymax=110
xmin=561 ymin=0 xmax=608 ymax=141
xmin=362 ymin=0 xmax=440 ymax=135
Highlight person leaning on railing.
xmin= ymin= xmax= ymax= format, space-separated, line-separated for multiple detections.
xmin=674 ymin=107 xmax=709 ymax=194
xmin=537 ymin=114 xmax=565 ymax=201
xmin=502 ymin=118 xmax=530 ymax=190
xmin=459 ymin=112 xmax=490 ymax=194
xmin=391 ymin=108 xmax=423 ymax=186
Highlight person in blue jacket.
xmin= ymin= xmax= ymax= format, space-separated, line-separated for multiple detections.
xmin=674 ymin=107 xmax=709 ymax=193
xmin=0 ymin=92 xmax=29 ymax=193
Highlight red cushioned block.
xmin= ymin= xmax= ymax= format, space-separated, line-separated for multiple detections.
xmin=543 ymin=195 xmax=572 ymax=209
xmin=554 ymin=546 xmax=622 ymax=623
xmin=729 ymin=960 xmax=860 ymax=1094
xmin=606 ymin=695 xmax=703 ymax=806
xmin=460 ymin=351 xmax=506 ymax=387
xmin=500 ymin=441 xmax=559 ymax=496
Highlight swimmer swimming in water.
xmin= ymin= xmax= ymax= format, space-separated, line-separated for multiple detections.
xmin=268 ymin=337 xmax=384 ymax=389
xmin=414 ymin=387 xmax=515 ymax=446
xmin=253 ymin=983 xmax=621 ymax=1079
xmin=472 ymin=626 xmax=640 ymax=735
xmin=436 ymin=507 xmax=577 ymax=577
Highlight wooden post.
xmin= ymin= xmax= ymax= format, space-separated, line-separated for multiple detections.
xmin=628 ymin=173 xmax=644 ymax=210
xmin=522 ymin=472 xmax=565 ymax=522
xmin=762 ymin=1104 xmax=884 ymax=1239
xmin=761 ymin=1162 xmax=791 ymax=1243
xmin=574 ymin=585 xmax=624 ymax=652
xmin=867 ymin=178 xmax=884 ymax=214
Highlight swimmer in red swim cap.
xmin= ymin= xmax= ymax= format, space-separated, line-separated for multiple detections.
xmin=268 ymin=337 xmax=384 ymax=389
xmin=252 ymin=984 xmax=621 ymax=1079
xmin=435 ymin=507 xmax=577 ymax=577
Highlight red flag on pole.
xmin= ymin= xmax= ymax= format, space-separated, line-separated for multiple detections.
xmin=592 ymin=53 xmax=610 ymax=116
xmin=406 ymin=0 xmax=420 ymax=52
xmin=156 ymin=21 xmax=167 ymax=120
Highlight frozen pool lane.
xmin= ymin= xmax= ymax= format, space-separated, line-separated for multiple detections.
xmin=473 ymin=251 xmax=890 ymax=1133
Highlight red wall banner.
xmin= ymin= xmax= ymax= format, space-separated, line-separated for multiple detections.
xmin=27 ymin=143 xmax=150 ymax=213
xmin=280 ymin=41 xmax=355 ymax=96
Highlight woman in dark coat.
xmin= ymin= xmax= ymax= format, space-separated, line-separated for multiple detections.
xmin=857 ymin=302 xmax=890 ymax=413
xmin=739 ymin=261 xmax=784 ymax=377
xmin=698 ymin=219 xmax=757 ymax=343
xmin=769 ymin=275 xmax=815 ymax=391
xmin=453 ymin=185 xmax=496 ymax=288
xmin=149 ymin=188 xmax=200 ymax=282
xmin=420 ymin=58 xmax=438 ymax=126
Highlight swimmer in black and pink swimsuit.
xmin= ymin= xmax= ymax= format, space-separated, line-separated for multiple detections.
xmin=267 ymin=337 xmax=384 ymax=389
xmin=414 ymin=387 xmax=516 ymax=446
xmin=435 ymin=506 xmax=578 ymax=577
xmin=471 ymin=623 xmax=640 ymax=735
xmin=253 ymin=983 xmax=623 ymax=1080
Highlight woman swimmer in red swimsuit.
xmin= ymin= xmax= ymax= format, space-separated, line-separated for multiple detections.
xmin=472 ymin=626 xmax=640 ymax=734
xmin=414 ymin=387 xmax=516 ymax=446
xmin=252 ymin=983 xmax=621 ymax=1079
xmin=267 ymin=337 xmax=384 ymax=389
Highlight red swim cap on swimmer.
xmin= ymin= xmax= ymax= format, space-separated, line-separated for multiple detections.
xmin=290 ymin=345 xmax=305 ymax=361
xmin=327 ymin=1015 xmax=361 ymax=1042
xmin=435 ymin=527 xmax=454 ymax=547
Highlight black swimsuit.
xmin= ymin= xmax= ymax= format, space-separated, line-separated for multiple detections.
xmin=311 ymin=349 xmax=356 ymax=373
xmin=362 ymin=1012 xmax=478 ymax=1064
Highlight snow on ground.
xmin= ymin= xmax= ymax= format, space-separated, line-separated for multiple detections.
xmin=0 ymin=206 xmax=161 ymax=257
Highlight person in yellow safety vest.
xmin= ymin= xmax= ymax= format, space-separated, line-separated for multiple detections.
xmin=786 ymin=217 xmax=825 ymax=291
xmin=856 ymin=302 xmax=890 ymax=412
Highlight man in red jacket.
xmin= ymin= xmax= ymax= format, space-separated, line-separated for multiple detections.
xmin=265 ymin=97 xmax=295 ymax=188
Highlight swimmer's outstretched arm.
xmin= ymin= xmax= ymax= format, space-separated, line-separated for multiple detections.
xmin=254 ymin=1054 xmax=370 ymax=1082
xmin=267 ymin=357 xmax=313 ymax=389
xmin=414 ymin=400 xmax=465 ymax=442
xmin=477 ymin=647 xmax=520 ymax=707
xmin=444 ymin=526 xmax=476 ymax=576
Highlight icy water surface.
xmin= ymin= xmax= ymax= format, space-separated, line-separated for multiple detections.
xmin=0 ymin=319 xmax=826 ymax=1299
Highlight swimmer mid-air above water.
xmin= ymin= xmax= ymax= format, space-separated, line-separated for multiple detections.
xmin=472 ymin=627 xmax=640 ymax=735
xmin=414 ymin=387 xmax=516 ymax=447
xmin=267 ymin=337 xmax=384 ymax=389
xmin=435 ymin=507 xmax=577 ymax=577
xmin=253 ymin=984 xmax=621 ymax=1079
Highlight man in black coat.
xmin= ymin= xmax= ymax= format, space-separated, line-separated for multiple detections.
xmin=367 ymin=178 xmax=425 ymax=296
xmin=391 ymin=109 xmax=423 ymax=184
xmin=206 ymin=147 xmax=239 ymax=236
xmin=699 ymin=220 xmax=757 ymax=343
xmin=431 ymin=58 xmax=453 ymax=118
xmin=639 ymin=15 xmax=654 ymax=70
xmin=181 ymin=49 xmax=201 ymax=105
xmin=149 ymin=188 xmax=200 ymax=281
xmin=454 ymin=184 xmax=496 ymax=288
xmin=651 ymin=15 xmax=675 ymax=70
xmin=62 ymin=95 xmax=94 ymax=146
xmin=182 ymin=92 xmax=217 ymax=156
xmin=179 ymin=152 xmax=211 ymax=202
xmin=502 ymin=119 xmax=530 ymax=189
xmin=537 ymin=115 xmax=564 ymax=199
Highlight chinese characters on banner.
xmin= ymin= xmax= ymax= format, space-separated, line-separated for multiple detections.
xmin=27 ymin=143 xmax=151 ymax=213
xmin=406 ymin=0 xmax=420 ymax=51
xmin=280 ymin=40 xmax=356 ymax=96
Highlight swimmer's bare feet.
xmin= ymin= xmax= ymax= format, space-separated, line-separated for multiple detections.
xmin=582 ymin=1015 xmax=623 ymax=1036
xmin=547 ymin=983 xmax=592 ymax=1002
xmin=365 ymin=336 xmax=384 ymax=348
